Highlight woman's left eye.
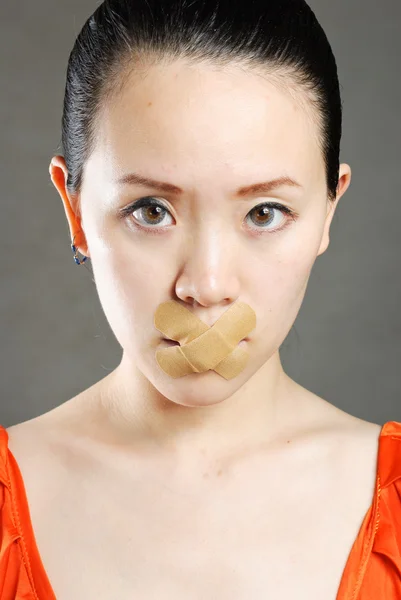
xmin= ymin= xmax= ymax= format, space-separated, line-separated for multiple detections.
xmin=120 ymin=196 xmax=296 ymax=233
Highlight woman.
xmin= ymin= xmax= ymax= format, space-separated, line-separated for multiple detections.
xmin=0 ymin=0 xmax=400 ymax=598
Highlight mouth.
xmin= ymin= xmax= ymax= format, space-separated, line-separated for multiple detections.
xmin=162 ymin=339 xmax=180 ymax=345
xmin=162 ymin=338 xmax=249 ymax=345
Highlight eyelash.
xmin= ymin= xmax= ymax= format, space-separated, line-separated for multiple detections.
xmin=119 ymin=196 xmax=297 ymax=236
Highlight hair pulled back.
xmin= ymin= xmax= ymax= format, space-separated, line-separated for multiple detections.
xmin=61 ymin=0 xmax=342 ymax=206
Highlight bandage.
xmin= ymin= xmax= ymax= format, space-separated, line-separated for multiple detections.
xmin=154 ymin=300 xmax=256 ymax=380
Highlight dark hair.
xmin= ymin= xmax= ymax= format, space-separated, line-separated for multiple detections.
xmin=61 ymin=0 xmax=342 ymax=211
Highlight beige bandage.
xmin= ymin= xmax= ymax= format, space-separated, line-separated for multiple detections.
xmin=154 ymin=300 xmax=256 ymax=380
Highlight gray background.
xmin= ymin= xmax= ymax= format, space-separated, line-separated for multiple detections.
xmin=0 ymin=1 xmax=400 ymax=428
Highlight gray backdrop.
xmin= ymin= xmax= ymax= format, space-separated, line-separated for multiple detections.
xmin=0 ymin=0 xmax=400 ymax=427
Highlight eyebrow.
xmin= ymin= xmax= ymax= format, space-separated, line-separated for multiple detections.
xmin=115 ymin=172 xmax=303 ymax=197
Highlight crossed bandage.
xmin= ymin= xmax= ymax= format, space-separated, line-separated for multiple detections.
xmin=154 ymin=300 xmax=256 ymax=380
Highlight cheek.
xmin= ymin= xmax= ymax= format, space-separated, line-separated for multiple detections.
xmin=251 ymin=242 xmax=317 ymax=344
xmin=255 ymin=255 xmax=310 ymax=310
xmin=90 ymin=246 xmax=169 ymax=349
xmin=275 ymin=257 xmax=312 ymax=310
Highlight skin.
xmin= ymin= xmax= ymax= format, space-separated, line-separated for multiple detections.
xmin=49 ymin=59 xmax=353 ymax=471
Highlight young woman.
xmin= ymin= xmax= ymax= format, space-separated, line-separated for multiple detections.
xmin=1 ymin=0 xmax=400 ymax=598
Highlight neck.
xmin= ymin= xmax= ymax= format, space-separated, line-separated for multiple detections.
xmin=92 ymin=351 xmax=305 ymax=464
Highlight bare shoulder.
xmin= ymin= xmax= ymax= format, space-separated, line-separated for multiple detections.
xmin=5 ymin=391 xmax=98 ymax=499
xmin=331 ymin=413 xmax=383 ymax=479
xmin=294 ymin=389 xmax=384 ymax=502
xmin=6 ymin=395 xmax=84 ymax=452
xmin=6 ymin=382 xmax=103 ymax=454
xmin=305 ymin=389 xmax=384 ymax=464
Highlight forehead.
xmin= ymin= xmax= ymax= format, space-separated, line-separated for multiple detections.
xmin=90 ymin=60 xmax=324 ymax=190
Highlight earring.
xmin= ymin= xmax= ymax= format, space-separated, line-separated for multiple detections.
xmin=71 ymin=234 xmax=88 ymax=265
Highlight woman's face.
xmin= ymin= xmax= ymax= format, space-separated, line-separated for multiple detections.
xmin=53 ymin=59 xmax=350 ymax=406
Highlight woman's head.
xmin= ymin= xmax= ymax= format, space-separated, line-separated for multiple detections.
xmin=50 ymin=0 xmax=351 ymax=407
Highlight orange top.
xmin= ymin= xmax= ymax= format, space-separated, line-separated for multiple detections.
xmin=0 ymin=421 xmax=400 ymax=599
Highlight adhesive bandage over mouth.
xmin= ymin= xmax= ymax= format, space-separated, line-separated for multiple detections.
xmin=154 ymin=300 xmax=256 ymax=380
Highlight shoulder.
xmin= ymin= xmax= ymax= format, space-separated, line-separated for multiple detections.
xmin=332 ymin=417 xmax=401 ymax=490
xmin=0 ymin=415 xmax=75 ymax=535
xmin=313 ymin=415 xmax=401 ymax=557
xmin=2 ymin=406 xmax=98 ymax=519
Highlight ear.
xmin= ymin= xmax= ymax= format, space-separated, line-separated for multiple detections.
xmin=49 ymin=156 xmax=90 ymax=257
xmin=317 ymin=163 xmax=352 ymax=256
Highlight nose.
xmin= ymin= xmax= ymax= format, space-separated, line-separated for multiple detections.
xmin=174 ymin=228 xmax=242 ymax=314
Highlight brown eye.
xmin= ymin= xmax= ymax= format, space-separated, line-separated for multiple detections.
xmin=245 ymin=202 xmax=293 ymax=232
xmin=138 ymin=204 xmax=168 ymax=225
xmin=249 ymin=205 xmax=275 ymax=226
xmin=125 ymin=197 xmax=173 ymax=227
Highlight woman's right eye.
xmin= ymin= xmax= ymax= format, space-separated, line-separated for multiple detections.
xmin=120 ymin=196 xmax=173 ymax=228
xmin=129 ymin=197 xmax=173 ymax=228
